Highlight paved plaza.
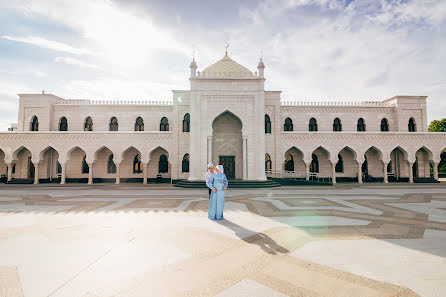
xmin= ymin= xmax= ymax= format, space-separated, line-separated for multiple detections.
xmin=1 ymin=184 xmax=446 ymax=297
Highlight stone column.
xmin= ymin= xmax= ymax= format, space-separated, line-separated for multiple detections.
xmin=6 ymin=163 xmax=12 ymax=182
xmin=207 ymin=137 xmax=212 ymax=165
xmin=357 ymin=162 xmax=363 ymax=184
xmin=115 ymin=162 xmax=121 ymax=185
xmin=433 ymin=162 xmax=439 ymax=180
xmin=60 ymin=162 xmax=66 ymax=184
xmin=305 ymin=163 xmax=310 ymax=181
xmin=256 ymin=81 xmax=267 ymax=181
xmin=331 ymin=162 xmax=336 ymax=185
xmin=88 ymin=163 xmax=93 ymax=184
xmin=143 ymin=163 xmax=148 ymax=184
xmin=408 ymin=162 xmax=414 ymax=183
xmin=33 ymin=161 xmax=39 ymax=184
xmin=188 ymin=89 xmax=200 ymax=181
xmin=383 ymin=162 xmax=389 ymax=184
xmin=243 ymin=137 xmax=247 ymax=180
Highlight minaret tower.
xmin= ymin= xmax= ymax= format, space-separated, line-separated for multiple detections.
xmin=256 ymin=53 xmax=267 ymax=180
xmin=190 ymin=51 xmax=197 ymax=78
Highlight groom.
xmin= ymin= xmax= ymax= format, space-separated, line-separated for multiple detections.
xmin=205 ymin=163 xmax=214 ymax=199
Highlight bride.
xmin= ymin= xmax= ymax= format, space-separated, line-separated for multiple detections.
xmin=208 ymin=165 xmax=228 ymax=220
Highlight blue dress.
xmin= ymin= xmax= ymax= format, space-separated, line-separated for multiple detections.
xmin=208 ymin=173 xmax=228 ymax=220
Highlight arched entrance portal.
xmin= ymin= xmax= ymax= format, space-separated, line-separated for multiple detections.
xmin=212 ymin=111 xmax=242 ymax=180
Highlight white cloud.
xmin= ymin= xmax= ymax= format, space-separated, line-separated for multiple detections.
xmin=54 ymin=57 xmax=100 ymax=69
xmin=13 ymin=0 xmax=190 ymax=68
xmin=1 ymin=35 xmax=96 ymax=55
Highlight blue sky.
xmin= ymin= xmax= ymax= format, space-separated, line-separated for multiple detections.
xmin=0 ymin=0 xmax=445 ymax=130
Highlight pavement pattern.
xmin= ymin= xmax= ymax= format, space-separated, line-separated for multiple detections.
xmin=0 ymin=183 xmax=446 ymax=297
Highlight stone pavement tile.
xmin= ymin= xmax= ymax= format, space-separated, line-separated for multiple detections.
xmin=262 ymin=259 xmax=388 ymax=297
xmin=291 ymin=238 xmax=444 ymax=297
xmin=0 ymin=266 xmax=24 ymax=297
xmin=213 ymin=278 xmax=290 ymax=297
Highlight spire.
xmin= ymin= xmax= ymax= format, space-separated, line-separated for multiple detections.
xmin=257 ymin=51 xmax=265 ymax=78
xmin=190 ymin=50 xmax=197 ymax=78
xmin=225 ymin=43 xmax=229 ymax=56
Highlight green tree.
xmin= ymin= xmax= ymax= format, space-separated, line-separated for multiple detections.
xmin=428 ymin=118 xmax=446 ymax=132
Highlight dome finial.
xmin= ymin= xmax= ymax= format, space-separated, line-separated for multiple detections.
xmin=225 ymin=43 xmax=229 ymax=56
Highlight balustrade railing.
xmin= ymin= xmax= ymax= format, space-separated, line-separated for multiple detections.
xmin=265 ymin=170 xmax=332 ymax=183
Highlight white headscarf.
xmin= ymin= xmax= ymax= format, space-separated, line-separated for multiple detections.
xmin=216 ymin=165 xmax=224 ymax=173
xmin=207 ymin=163 xmax=214 ymax=169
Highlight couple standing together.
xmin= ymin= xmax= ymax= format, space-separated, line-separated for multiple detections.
xmin=205 ymin=163 xmax=228 ymax=220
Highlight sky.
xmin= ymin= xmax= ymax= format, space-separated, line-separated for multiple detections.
xmin=0 ymin=0 xmax=445 ymax=131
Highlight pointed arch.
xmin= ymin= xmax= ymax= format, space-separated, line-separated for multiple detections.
xmin=135 ymin=117 xmax=144 ymax=131
xmin=284 ymin=117 xmax=293 ymax=131
xmin=59 ymin=116 xmax=68 ymax=131
xmin=408 ymin=117 xmax=416 ymax=132
xmin=84 ymin=116 xmax=93 ymax=131
xmin=183 ymin=113 xmax=190 ymax=132
xmin=333 ymin=118 xmax=342 ymax=131
xmin=381 ymin=118 xmax=389 ymax=132
xmin=12 ymin=145 xmax=34 ymax=161
xmin=38 ymin=146 xmax=60 ymax=161
xmin=265 ymin=153 xmax=272 ymax=171
xmin=309 ymin=118 xmax=318 ymax=131
xmin=109 ymin=116 xmax=118 ymax=131
xmin=284 ymin=147 xmax=305 ymax=172
xmin=357 ymin=118 xmax=366 ymax=131
xmin=160 ymin=117 xmax=169 ymax=131
xmin=265 ymin=114 xmax=271 ymax=133
xmin=30 ymin=116 xmax=39 ymax=131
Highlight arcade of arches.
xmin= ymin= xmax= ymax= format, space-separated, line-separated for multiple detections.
xmin=0 ymin=146 xmax=172 ymax=184
xmin=280 ymin=146 xmax=446 ymax=183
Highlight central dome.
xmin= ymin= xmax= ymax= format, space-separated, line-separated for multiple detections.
xmin=200 ymin=54 xmax=254 ymax=79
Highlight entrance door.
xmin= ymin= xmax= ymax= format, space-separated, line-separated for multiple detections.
xmin=219 ymin=156 xmax=235 ymax=179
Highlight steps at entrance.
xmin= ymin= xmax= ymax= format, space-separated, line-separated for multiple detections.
xmin=174 ymin=180 xmax=281 ymax=188
xmin=414 ymin=177 xmax=440 ymax=183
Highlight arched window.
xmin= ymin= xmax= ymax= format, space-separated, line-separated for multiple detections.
xmin=310 ymin=154 xmax=319 ymax=173
xmin=333 ymin=118 xmax=342 ymax=131
xmin=30 ymin=116 xmax=39 ymax=131
xmin=284 ymin=154 xmax=294 ymax=171
xmin=84 ymin=117 xmax=93 ymax=131
xmin=309 ymin=118 xmax=318 ymax=131
xmin=107 ymin=154 xmax=116 ymax=173
xmin=133 ymin=154 xmax=142 ymax=173
xmin=183 ymin=113 xmax=190 ymax=132
xmin=381 ymin=118 xmax=389 ymax=132
xmin=284 ymin=117 xmax=293 ymax=131
xmin=265 ymin=115 xmax=271 ymax=134
xmin=357 ymin=118 xmax=366 ymax=132
xmin=159 ymin=154 xmax=168 ymax=173
xmin=109 ymin=117 xmax=118 ymax=131
xmin=82 ymin=155 xmax=89 ymax=173
xmin=59 ymin=117 xmax=68 ymax=131
xmin=408 ymin=117 xmax=416 ymax=132
xmin=182 ymin=153 xmax=189 ymax=172
xmin=335 ymin=154 xmax=344 ymax=173
xmin=135 ymin=117 xmax=144 ymax=131
xmin=160 ymin=117 xmax=169 ymax=131
xmin=265 ymin=153 xmax=272 ymax=171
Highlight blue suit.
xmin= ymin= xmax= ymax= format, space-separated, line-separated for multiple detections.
xmin=208 ymin=173 xmax=228 ymax=220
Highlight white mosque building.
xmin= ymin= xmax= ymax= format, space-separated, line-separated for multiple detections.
xmin=0 ymin=51 xmax=445 ymax=186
